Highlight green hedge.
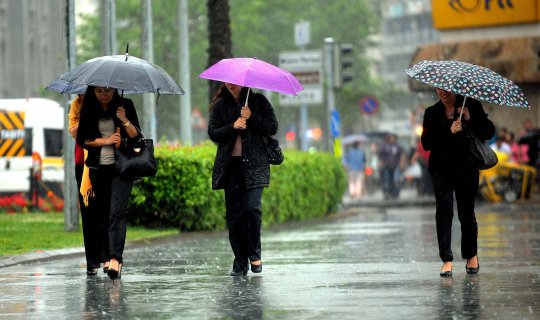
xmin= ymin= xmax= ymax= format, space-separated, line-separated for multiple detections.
xmin=128 ymin=141 xmax=347 ymax=231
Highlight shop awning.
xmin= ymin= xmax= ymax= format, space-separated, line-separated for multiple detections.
xmin=408 ymin=36 xmax=540 ymax=91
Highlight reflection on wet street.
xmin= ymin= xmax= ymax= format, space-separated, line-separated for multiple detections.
xmin=0 ymin=205 xmax=538 ymax=319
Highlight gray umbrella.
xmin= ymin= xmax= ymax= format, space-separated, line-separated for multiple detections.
xmin=45 ymin=75 xmax=88 ymax=94
xmin=55 ymin=54 xmax=184 ymax=95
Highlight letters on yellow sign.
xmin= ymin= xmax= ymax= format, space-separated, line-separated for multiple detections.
xmin=432 ymin=0 xmax=538 ymax=29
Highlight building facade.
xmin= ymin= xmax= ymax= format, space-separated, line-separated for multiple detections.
xmin=0 ymin=0 xmax=66 ymax=98
xmin=379 ymin=0 xmax=439 ymax=90
xmin=410 ymin=0 xmax=540 ymax=136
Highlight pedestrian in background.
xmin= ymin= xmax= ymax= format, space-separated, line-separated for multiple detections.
xmin=68 ymin=93 xmax=107 ymax=276
xmin=410 ymin=138 xmax=433 ymax=196
xmin=505 ymin=131 xmax=529 ymax=164
xmin=208 ymin=83 xmax=278 ymax=276
xmin=519 ymin=118 xmax=540 ymax=192
xmin=77 ymin=86 xmax=141 ymax=280
xmin=343 ymin=142 xmax=366 ymax=199
xmin=421 ymin=88 xmax=495 ymax=277
xmin=378 ymin=133 xmax=403 ymax=199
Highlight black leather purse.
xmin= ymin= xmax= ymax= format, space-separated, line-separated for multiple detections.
xmin=262 ymin=135 xmax=284 ymax=165
xmin=115 ymin=129 xmax=157 ymax=177
xmin=467 ymin=132 xmax=498 ymax=170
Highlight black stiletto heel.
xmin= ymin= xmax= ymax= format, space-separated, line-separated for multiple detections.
xmin=86 ymin=269 xmax=98 ymax=276
xmin=250 ymin=260 xmax=262 ymax=273
xmin=107 ymin=261 xmax=122 ymax=280
xmin=466 ymin=257 xmax=480 ymax=274
xmin=440 ymin=262 xmax=452 ymax=277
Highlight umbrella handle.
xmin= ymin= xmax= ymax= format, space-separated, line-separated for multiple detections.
xmin=244 ymin=87 xmax=251 ymax=107
xmin=459 ymin=96 xmax=466 ymax=121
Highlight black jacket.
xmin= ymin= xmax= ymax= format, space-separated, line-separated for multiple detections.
xmin=77 ymin=98 xmax=140 ymax=169
xmin=421 ymin=95 xmax=495 ymax=175
xmin=208 ymin=92 xmax=278 ymax=190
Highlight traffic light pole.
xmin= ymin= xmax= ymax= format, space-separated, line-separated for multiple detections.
xmin=324 ymin=38 xmax=336 ymax=153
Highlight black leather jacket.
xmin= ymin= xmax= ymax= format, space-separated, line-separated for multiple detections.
xmin=208 ymin=92 xmax=278 ymax=190
xmin=421 ymin=95 xmax=495 ymax=175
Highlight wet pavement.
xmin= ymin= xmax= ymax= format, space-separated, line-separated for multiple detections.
xmin=0 ymin=193 xmax=539 ymax=319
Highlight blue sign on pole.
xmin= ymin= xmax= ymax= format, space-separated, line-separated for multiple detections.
xmin=359 ymin=96 xmax=379 ymax=115
xmin=330 ymin=110 xmax=340 ymax=138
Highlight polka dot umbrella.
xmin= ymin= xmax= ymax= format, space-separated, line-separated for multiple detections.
xmin=405 ymin=60 xmax=530 ymax=116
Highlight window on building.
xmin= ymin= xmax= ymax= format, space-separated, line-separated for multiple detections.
xmin=44 ymin=129 xmax=62 ymax=157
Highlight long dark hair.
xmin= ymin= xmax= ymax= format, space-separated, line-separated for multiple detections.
xmin=209 ymin=83 xmax=249 ymax=113
xmin=80 ymin=86 xmax=123 ymax=125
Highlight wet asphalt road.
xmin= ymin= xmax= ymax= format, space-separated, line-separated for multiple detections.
xmin=0 ymin=202 xmax=539 ymax=319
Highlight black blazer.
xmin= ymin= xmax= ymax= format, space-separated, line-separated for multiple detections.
xmin=77 ymin=98 xmax=140 ymax=169
xmin=421 ymin=95 xmax=495 ymax=175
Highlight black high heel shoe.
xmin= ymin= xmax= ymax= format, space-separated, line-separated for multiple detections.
xmin=439 ymin=269 xmax=452 ymax=277
xmin=250 ymin=261 xmax=262 ymax=273
xmin=107 ymin=262 xmax=122 ymax=280
xmin=230 ymin=263 xmax=248 ymax=276
xmin=466 ymin=257 xmax=480 ymax=274
xmin=86 ymin=269 xmax=98 ymax=276
xmin=440 ymin=262 xmax=452 ymax=277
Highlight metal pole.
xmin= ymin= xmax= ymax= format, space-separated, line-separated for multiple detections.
xmin=110 ymin=0 xmax=117 ymax=54
xmin=100 ymin=0 xmax=111 ymax=55
xmin=324 ymin=37 xmax=335 ymax=153
xmin=100 ymin=0 xmax=116 ymax=55
xmin=142 ymin=0 xmax=157 ymax=139
xmin=64 ymin=0 xmax=78 ymax=231
xmin=299 ymin=105 xmax=308 ymax=150
xmin=178 ymin=0 xmax=192 ymax=145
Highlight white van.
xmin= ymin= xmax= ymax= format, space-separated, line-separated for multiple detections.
xmin=0 ymin=98 xmax=64 ymax=194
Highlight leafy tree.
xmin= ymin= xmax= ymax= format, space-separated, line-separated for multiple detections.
xmin=75 ymin=0 xmax=380 ymax=143
xmin=207 ymin=0 xmax=232 ymax=101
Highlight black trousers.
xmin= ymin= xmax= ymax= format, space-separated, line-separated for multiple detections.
xmin=90 ymin=164 xmax=134 ymax=264
xmin=76 ymin=164 xmax=103 ymax=270
xmin=224 ymin=157 xmax=264 ymax=270
xmin=431 ymin=169 xmax=479 ymax=262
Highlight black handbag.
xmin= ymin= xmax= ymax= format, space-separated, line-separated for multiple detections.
xmin=115 ymin=134 xmax=157 ymax=177
xmin=262 ymin=135 xmax=284 ymax=165
xmin=467 ymin=132 xmax=498 ymax=170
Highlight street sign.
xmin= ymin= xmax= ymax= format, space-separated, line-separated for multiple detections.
xmin=294 ymin=21 xmax=311 ymax=47
xmin=330 ymin=110 xmax=341 ymax=138
xmin=359 ymin=96 xmax=379 ymax=115
xmin=279 ymin=50 xmax=323 ymax=106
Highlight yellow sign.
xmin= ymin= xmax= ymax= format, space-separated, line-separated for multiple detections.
xmin=0 ymin=110 xmax=26 ymax=157
xmin=432 ymin=0 xmax=539 ymax=29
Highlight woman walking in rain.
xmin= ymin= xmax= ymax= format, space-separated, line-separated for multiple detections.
xmin=68 ymin=93 xmax=109 ymax=276
xmin=421 ymin=88 xmax=494 ymax=277
xmin=208 ymin=83 xmax=278 ymax=276
xmin=77 ymin=86 xmax=141 ymax=280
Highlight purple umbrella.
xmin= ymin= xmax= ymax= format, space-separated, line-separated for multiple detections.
xmin=199 ymin=57 xmax=303 ymax=104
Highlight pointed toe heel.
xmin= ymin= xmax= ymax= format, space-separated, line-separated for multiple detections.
xmin=107 ymin=262 xmax=123 ymax=280
xmin=466 ymin=264 xmax=479 ymax=274
xmin=250 ymin=261 xmax=262 ymax=273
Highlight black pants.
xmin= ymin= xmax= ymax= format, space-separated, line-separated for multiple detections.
xmin=90 ymin=164 xmax=134 ymax=264
xmin=224 ymin=157 xmax=264 ymax=270
xmin=431 ymin=169 xmax=479 ymax=262
xmin=76 ymin=164 xmax=103 ymax=270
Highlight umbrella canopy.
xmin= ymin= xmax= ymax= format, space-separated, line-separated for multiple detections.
xmin=199 ymin=57 xmax=303 ymax=96
xmin=405 ymin=60 xmax=529 ymax=108
xmin=342 ymin=134 xmax=368 ymax=145
xmin=46 ymin=76 xmax=88 ymax=95
xmin=54 ymin=54 xmax=184 ymax=95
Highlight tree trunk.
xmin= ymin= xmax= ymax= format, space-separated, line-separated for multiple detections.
xmin=207 ymin=0 xmax=232 ymax=101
